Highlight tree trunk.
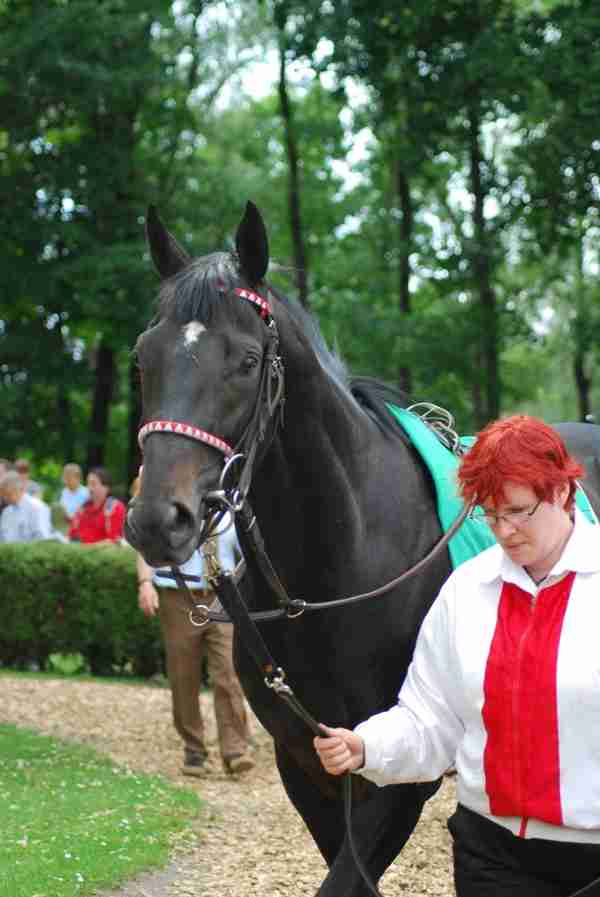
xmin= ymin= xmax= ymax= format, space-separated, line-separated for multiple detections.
xmin=394 ymin=155 xmax=413 ymax=396
xmin=277 ymin=37 xmax=309 ymax=308
xmin=471 ymin=349 xmax=485 ymax=426
xmin=573 ymin=244 xmax=592 ymax=422
xmin=574 ymin=353 xmax=591 ymax=422
xmin=86 ymin=341 xmax=116 ymax=469
xmin=468 ymin=103 xmax=500 ymax=425
xmin=57 ymin=386 xmax=75 ymax=462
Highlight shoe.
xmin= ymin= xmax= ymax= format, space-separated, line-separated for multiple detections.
xmin=224 ymin=753 xmax=255 ymax=775
xmin=181 ymin=748 xmax=208 ymax=777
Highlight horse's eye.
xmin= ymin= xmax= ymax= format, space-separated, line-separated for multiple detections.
xmin=240 ymin=354 xmax=260 ymax=374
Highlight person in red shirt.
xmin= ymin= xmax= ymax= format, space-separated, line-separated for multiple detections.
xmin=68 ymin=467 xmax=125 ymax=544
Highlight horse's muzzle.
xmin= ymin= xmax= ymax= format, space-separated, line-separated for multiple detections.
xmin=125 ymin=497 xmax=200 ymax=567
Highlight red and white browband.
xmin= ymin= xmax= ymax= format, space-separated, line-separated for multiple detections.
xmin=233 ymin=287 xmax=272 ymax=319
xmin=137 ymin=286 xmax=274 ymax=456
xmin=138 ymin=420 xmax=234 ymax=456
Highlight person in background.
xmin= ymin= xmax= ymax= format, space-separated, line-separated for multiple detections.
xmin=0 ymin=470 xmax=52 ymax=542
xmin=59 ymin=463 xmax=89 ymax=523
xmin=314 ymin=415 xmax=600 ymax=897
xmin=14 ymin=458 xmax=43 ymax=498
xmin=133 ymin=475 xmax=253 ymax=777
xmin=68 ymin=467 xmax=125 ymax=544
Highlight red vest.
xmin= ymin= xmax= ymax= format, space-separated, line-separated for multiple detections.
xmin=69 ymin=497 xmax=125 ymax=544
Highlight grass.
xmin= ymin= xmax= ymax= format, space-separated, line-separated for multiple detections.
xmin=0 ymin=724 xmax=201 ymax=897
xmin=0 ymin=665 xmax=168 ymax=689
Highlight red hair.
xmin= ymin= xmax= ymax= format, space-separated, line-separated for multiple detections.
xmin=458 ymin=415 xmax=584 ymax=510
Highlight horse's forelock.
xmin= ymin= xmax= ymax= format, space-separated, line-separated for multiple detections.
xmin=157 ymin=252 xmax=243 ymax=326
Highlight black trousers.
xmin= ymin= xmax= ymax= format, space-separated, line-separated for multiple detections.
xmin=448 ymin=804 xmax=600 ymax=897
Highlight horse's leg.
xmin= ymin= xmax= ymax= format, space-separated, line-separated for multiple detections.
xmin=316 ymin=780 xmax=440 ymax=897
xmin=275 ymin=742 xmax=345 ymax=866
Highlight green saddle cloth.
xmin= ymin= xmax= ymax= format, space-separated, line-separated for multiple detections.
xmin=387 ymin=405 xmax=598 ymax=570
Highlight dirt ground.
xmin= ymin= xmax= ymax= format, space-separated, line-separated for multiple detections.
xmin=1 ymin=676 xmax=455 ymax=896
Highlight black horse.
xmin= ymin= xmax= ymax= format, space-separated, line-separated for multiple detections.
xmin=125 ymin=201 xmax=600 ymax=896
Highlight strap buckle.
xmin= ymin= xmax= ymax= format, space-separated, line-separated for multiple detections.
xmin=264 ymin=666 xmax=289 ymax=694
xmin=189 ymin=604 xmax=210 ymax=627
xmin=286 ymin=599 xmax=306 ymax=619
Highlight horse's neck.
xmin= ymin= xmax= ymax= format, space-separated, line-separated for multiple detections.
xmin=268 ymin=321 xmax=369 ymax=494
xmin=248 ymin=322 xmax=382 ymax=579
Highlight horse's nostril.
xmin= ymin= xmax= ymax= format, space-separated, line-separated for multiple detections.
xmin=163 ymin=503 xmax=179 ymax=529
xmin=166 ymin=501 xmax=196 ymax=547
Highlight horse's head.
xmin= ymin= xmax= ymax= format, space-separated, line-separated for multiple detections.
xmin=125 ymin=201 xmax=282 ymax=566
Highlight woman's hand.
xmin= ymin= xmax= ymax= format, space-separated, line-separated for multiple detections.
xmin=313 ymin=725 xmax=365 ymax=775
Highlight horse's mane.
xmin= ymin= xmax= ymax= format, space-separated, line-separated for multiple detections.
xmin=267 ymin=283 xmax=356 ymax=400
xmin=155 ymin=255 xmax=411 ymax=440
xmin=350 ymin=378 xmax=413 ymax=438
xmin=267 ymin=289 xmax=413 ymax=443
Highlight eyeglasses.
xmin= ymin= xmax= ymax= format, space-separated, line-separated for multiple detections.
xmin=470 ymin=499 xmax=543 ymax=528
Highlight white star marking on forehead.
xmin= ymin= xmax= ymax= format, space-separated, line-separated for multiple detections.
xmin=182 ymin=321 xmax=206 ymax=346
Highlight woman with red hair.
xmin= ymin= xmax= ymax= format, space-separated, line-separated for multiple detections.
xmin=314 ymin=415 xmax=600 ymax=896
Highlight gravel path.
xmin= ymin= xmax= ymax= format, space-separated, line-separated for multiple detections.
xmin=1 ymin=676 xmax=455 ymax=896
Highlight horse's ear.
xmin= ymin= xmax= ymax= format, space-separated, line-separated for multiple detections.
xmin=145 ymin=205 xmax=191 ymax=280
xmin=235 ymin=201 xmax=269 ymax=284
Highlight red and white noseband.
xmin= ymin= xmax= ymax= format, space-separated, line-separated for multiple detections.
xmin=137 ymin=419 xmax=234 ymax=457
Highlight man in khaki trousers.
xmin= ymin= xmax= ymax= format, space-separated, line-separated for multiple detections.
xmin=136 ymin=516 xmax=253 ymax=777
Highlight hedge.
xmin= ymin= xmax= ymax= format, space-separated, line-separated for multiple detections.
xmin=0 ymin=541 xmax=164 ymax=676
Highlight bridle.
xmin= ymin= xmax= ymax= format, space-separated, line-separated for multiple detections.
xmin=136 ymin=282 xmax=469 ymax=897
xmin=138 ymin=283 xmax=467 ymax=623
xmin=138 ymin=285 xmax=285 ymax=520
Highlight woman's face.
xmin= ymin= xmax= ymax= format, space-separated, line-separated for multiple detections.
xmin=482 ymin=481 xmax=572 ymax=578
xmin=87 ymin=473 xmax=109 ymax=505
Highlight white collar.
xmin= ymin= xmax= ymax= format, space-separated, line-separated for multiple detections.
xmin=479 ymin=508 xmax=600 ymax=594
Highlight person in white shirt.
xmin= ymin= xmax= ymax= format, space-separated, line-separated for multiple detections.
xmin=314 ymin=415 xmax=600 ymax=897
xmin=0 ymin=471 xmax=52 ymax=542
xmin=134 ymin=490 xmax=253 ymax=779
xmin=59 ymin=463 xmax=89 ymax=522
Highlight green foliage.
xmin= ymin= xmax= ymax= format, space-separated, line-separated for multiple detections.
xmin=0 ymin=542 xmax=163 ymax=677
xmin=47 ymin=652 xmax=87 ymax=675
xmin=0 ymin=724 xmax=199 ymax=897
xmin=2 ymin=0 xmax=600 ymax=473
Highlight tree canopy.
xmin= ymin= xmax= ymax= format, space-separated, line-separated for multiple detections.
xmin=2 ymin=0 xmax=600 ymax=493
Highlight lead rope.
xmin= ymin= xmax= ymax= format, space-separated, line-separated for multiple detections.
xmin=570 ymin=877 xmax=600 ymax=897
xmin=204 ymin=567 xmax=384 ymax=897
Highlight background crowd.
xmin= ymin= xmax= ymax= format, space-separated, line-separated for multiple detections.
xmin=0 ymin=456 xmax=254 ymax=777
xmin=0 ymin=458 xmax=126 ymax=545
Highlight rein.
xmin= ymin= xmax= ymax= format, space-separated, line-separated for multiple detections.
xmin=158 ymin=499 xmax=470 ymax=625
